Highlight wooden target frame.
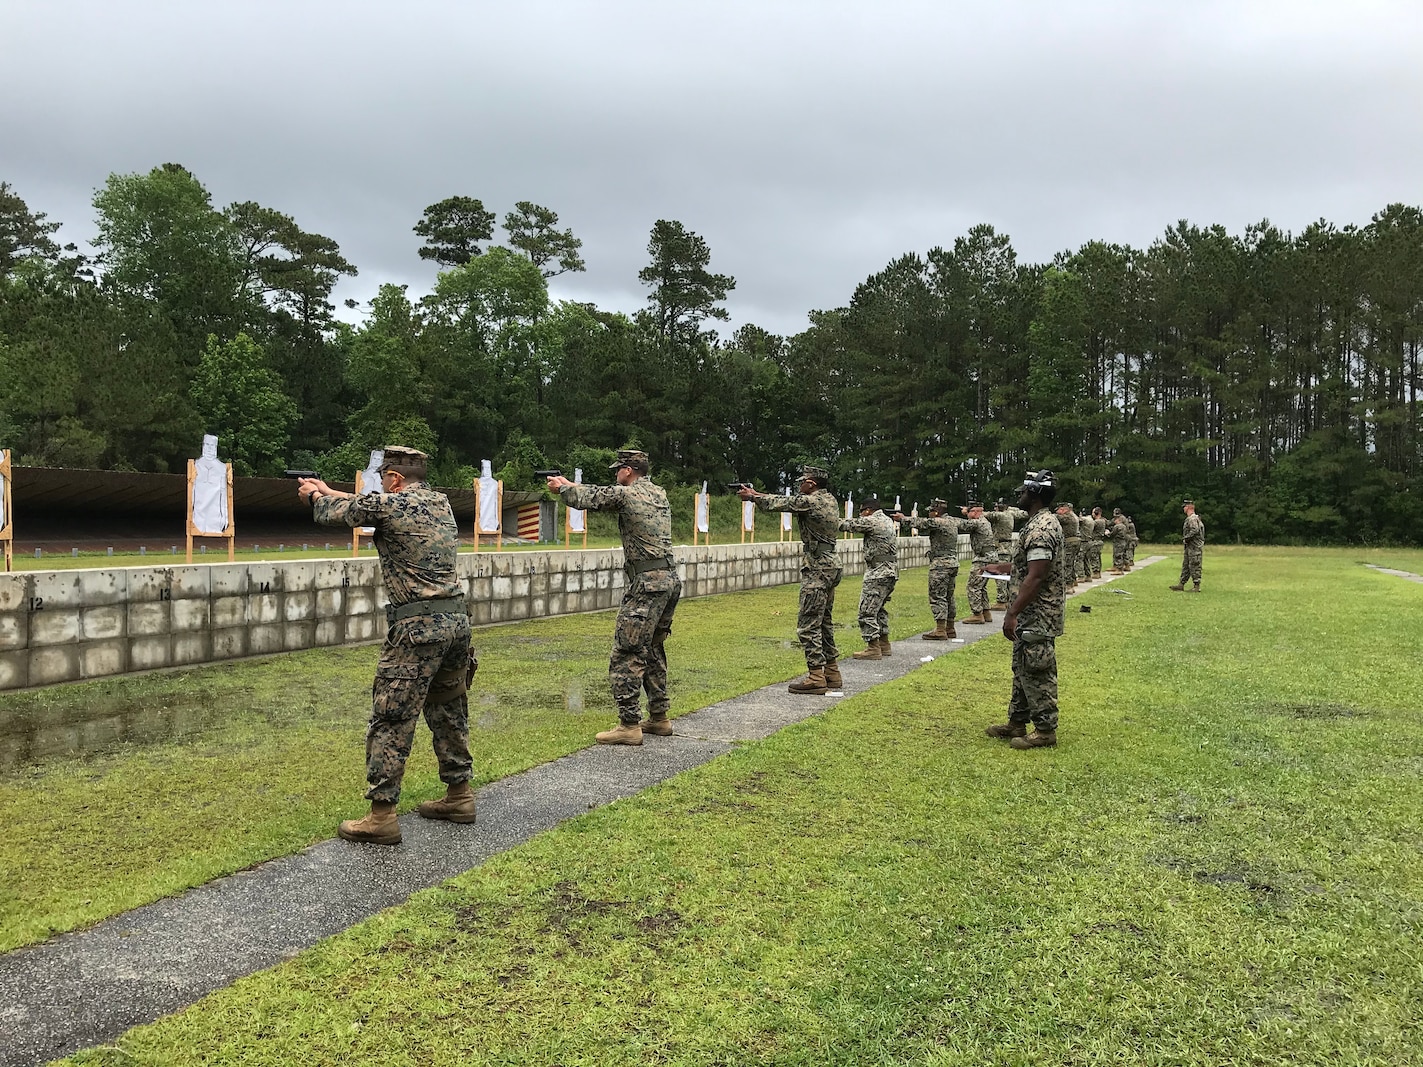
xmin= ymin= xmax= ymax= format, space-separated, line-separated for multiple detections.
xmin=0 ymin=449 xmax=12 ymax=573
xmin=186 ymin=458 xmax=235 ymax=563
xmin=474 ymin=477 xmax=504 ymax=551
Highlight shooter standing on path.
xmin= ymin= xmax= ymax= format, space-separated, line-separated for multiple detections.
xmin=549 ymin=450 xmax=681 ymax=745
xmin=894 ymin=498 xmax=965 ymax=640
xmin=959 ymin=501 xmax=998 ymax=625
xmin=840 ymin=496 xmax=899 ymax=660
xmin=1171 ymin=499 xmax=1206 ymax=592
xmin=299 ymin=445 xmax=476 ymax=845
xmin=985 ymin=470 xmax=1066 ymax=750
xmin=741 ymin=464 xmax=843 ymax=695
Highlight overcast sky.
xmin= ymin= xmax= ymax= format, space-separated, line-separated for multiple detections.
xmin=5 ymin=0 xmax=1422 ymax=336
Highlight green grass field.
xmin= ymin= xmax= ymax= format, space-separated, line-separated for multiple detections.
xmin=44 ymin=546 xmax=1423 ymax=1066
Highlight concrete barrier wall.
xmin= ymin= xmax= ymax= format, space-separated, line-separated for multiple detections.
xmin=0 ymin=536 xmax=953 ymax=691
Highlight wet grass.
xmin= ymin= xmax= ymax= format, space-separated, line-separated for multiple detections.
xmin=60 ymin=547 xmax=1423 ymax=1066
xmin=0 ymin=571 xmax=931 ymax=953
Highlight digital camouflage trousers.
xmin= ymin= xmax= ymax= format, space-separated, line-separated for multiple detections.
xmin=797 ymin=561 xmax=842 ymax=668
xmin=995 ymin=545 xmax=1012 ymax=604
xmin=927 ymin=558 xmax=960 ymax=621
xmin=1112 ymin=543 xmax=1129 ymax=570
xmin=366 ymin=613 xmax=474 ymax=804
xmin=858 ymin=575 xmax=897 ymax=641
xmin=969 ymin=563 xmax=993 ymax=613
xmin=1180 ymin=544 xmax=1203 ymax=584
xmin=1064 ymin=539 xmax=1079 ymax=583
xmin=1008 ymin=635 xmax=1058 ymax=733
xmin=610 ymin=571 xmax=682 ymax=724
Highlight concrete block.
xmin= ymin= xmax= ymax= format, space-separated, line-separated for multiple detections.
xmin=212 ymin=628 xmax=249 ymax=660
xmin=248 ymin=563 xmax=281 ymax=596
xmin=595 ymin=588 xmax=613 ymax=610
xmin=170 ymin=599 xmax=210 ymax=632
xmin=80 ymin=638 xmax=128 ymax=678
xmin=129 ymin=635 xmax=172 ymax=671
xmin=548 ymin=572 xmax=565 ymax=593
xmin=530 ymin=596 xmax=547 ymax=618
xmin=491 ymin=555 xmax=513 ymax=576
xmin=509 ymin=598 xmax=530 ymax=620
xmin=77 ymin=569 xmax=126 ymax=605
xmin=315 ymin=588 xmax=344 ymax=617
xmin=345 ymin=614 xmax=377 ymax=643
xmin=251 ymin=594 xmax=281 ymax=625
xmin=209 ymin=564 xmax=250 ymax=596
xmin=172 ymin=632 xmax=212 ymax=665
xmin=492 ymin=576 xmax=513 ymax=600
xmin=29 ymin=646 xmax=80 ymax=686
xmin=375 ymin=585 xmax=390 ymax=611
xmin=346 ymin=587 xmax=375 ymax=616
xmin=0 ymin=610 xmax=26 ymax=651
xmin=283 ymin=622 xmax=314 ymax=650
xmin=456 ymin=554 xmax=478 ymax=579
xmin=283 ymin=561 xmax=316 ymax=593
xmin=284 ymin=591 xmax=315 ymax=622
xmin=469 ymin=601 xmax=491 ymax=626
xmin=126 ymin=568 xmax=170 ymax=603
xmin=169 ymin=566 xmax=210 ymax=599
xmin=313 ymin=560 xmax=347 ymax=590
xmin=249 ymin=624 xmax=284 ymax=655
xmin=315 ymin=618 xmax=343 ymax=646
xmin=0 ymin=650 xmax=27 ymax=690
xmin=212 ymin=596 xmax=247 ymax=628
xmin=489 ymin=600 xmax=508 ymax=623
xmin=565 ymin=572 xmax=582 ymax=593
xmin=30 ymin=610 xmax=80 ymax=646
xmin=596 ymin=570 xmax=612 ymax=590
xmin=511 ymin=574 xmax=531 ymax=599
xmin=0 ymin=573 xmax=29 ymax=612
xmin=31 ymin=572 xmax=84 ymax=609
xmin=347 ymin=559 xmax=379 ymax=587
xmin=470 ymin=577 xmax=492 ymax=602
xmin=81 ymin=605 xmax=126 ymax=640
xmin=547 ymin=593 xmax=564 ymax=615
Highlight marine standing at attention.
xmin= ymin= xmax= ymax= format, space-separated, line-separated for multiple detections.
xmin=1125 ymin=514 xmax=1139 ymax=569
xmin=1089 ymin=506 xmax=1107 ymax=578
xmin=988 ymin=499 xmax=1027 ymax=610
xmin=893 ymin=498 xmax=965 ymax=640
xmin=740 ymin=464 xmax=843 ymax=695
xmin=1171 ymin=499 xmax=1206 ymax=592
xmin=985 ymin=469 xmax=1066 ymax=749
xmin=1109 ymin=509 xmax=1130 ymax=573
xmin=840 ymin=496 xmax=899 ymax=660
xmin=549 ymin=450 xmax=680 ymax=746
xmin=1054 ymin=502 xmax=1080 ymax=592
xmin=299 ymin=445 xmax=476 ymax=845
xmin=959 ymin=501 xmax=998 ymax=626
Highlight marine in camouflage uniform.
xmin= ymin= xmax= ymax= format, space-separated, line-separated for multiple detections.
xmin=747 ymin=464 xmax=843 ymax=694
xmin=1054 ymin=503 xmax=1080 ymax=590
xmin=303 ymin=445 xmax=475 ymax=845
xmin=840 ymin=497 xmax=898 ymax=659
xmin=985 ymin=469 xmax=1066 ymax=749
xmin=988 ymin=501 xmax=1027 ymax=607
xmin=896 ymin=498 xmax=964 ymax=640
xmin=1172 ymin=499 xmax=1206 ymax=591
xmin=555 ymin=450 xmax=680 ymax=745
xmin=959 ymin=502 xmax=998 ymax=623
xmin=1076 ymin=508 xmax=1094 ymax=583
xmin=1109 ymin=509 xmax=1130 ymax=572
xmin=1125 ymin=516 xmax=1139 ymax=568
xmin=1089 ymin=508 xmax=1107 ymax=578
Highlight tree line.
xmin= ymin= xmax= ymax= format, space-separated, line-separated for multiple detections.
xmin=1 ymin=164 xmax=1421 ymax=543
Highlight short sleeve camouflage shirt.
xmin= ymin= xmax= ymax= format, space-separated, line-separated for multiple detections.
xmin=1011 ymin=508 xmax=1065 ymax=638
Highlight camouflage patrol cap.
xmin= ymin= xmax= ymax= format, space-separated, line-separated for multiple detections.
xmin=929 ymin=498 xmax=949 ymax=511
xmin=1056 ymin=501 xmax=1073 ymax=511
xmin=1112 ymin=507 xmax=1122 ymax=516
xmin=1182 ymin=498 xmax=1195 ymax=506
xmin=608 ymin=449 xmax=649 ymax=473
xmin=379 ymin=445 xmax=428 ymax=476
xmin=797 ymin=463 xmax=830 ymax=480
xmin=965 ymin=499 xmax=983 ymax=509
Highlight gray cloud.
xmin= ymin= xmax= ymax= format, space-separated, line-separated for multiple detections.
xmin=5 ymin=0 xmax=1421 ymax=336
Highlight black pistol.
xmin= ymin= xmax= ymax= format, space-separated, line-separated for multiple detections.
xmin=534 ymin=469 xmax=563 ymax=479
xmin=284 ymin=469 xmax=320 ymax=479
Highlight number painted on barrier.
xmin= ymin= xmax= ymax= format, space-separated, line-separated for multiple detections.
xmin=28 ymin=596 xmax=43 ymax=612
xmin=259 ymin=581 xmax=271 ymax=594
xmin=159 ymin=587 xmax=172 ymax=602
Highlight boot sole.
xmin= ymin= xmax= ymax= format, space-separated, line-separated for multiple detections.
xmin=338 ymin=826 xmax=402 ymax=844
xmin=416 ymin=807 xmax=478 ymax=823
xmin=788 ymin=687 xmax=829 ymax=695
xmin=596 ymin=736 xmax=643 ymax=745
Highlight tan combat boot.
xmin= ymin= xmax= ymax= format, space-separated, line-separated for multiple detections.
xmin=642 ymin=713 xmax=673 ymax=736
xmin=921 ymin=620 xmax=949 ymax=641
xmin=852 ymin=643 xmax=882 ymax=660
xmin=1010 ymin=730 xmax=1057 ymax=749
xmin=960 ymin=612 xmax=986 ymax=625
xmin=822 ymin=661 xmax=843 ymax=688
xmin=876 ymin=636 xmax=892 ymax=656
xmin=788 ymin=668 xmax=829 ymax=695
xmin=1169 ymin=583 xmax=1185 ymax=591
xmin=1191 ymin=583 xmax=1201 ymax=593
xmin=596 ymin=722 xmax=643 ymax=746
xmin=984 ymin=722 xmax=1027 ymax=740
xmin=417 ymin=782 xmax=477 ymax=823
xmin=338 ymin=801 xmax=401 ymax=844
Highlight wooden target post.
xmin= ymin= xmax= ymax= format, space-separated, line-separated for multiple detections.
xmin=0 ymin=449 xmax=12 ymax=573
xmin=351 ymin=469 xmax=376 ymax=557
xmin=186 ymin=458 xmax=235 ymax=563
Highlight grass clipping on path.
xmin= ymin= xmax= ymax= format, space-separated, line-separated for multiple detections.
xmin=63 ymin=548 xmax=1423 ymax=1066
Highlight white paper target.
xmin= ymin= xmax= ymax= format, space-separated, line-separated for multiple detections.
xmin=567 ymin=467 xmax=586 ymax=533
xmin=477 ymin=459 xmax=501 ymax=533
xmin=695 ymin=481 xmax=709 ymax=533
xmin=191 ymin=435 xmax=229 ymax=534
xmin=742 ymin=499 xmax=755 ymax=531
xmin=0 ymin=449 xmax=8 ymax=531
